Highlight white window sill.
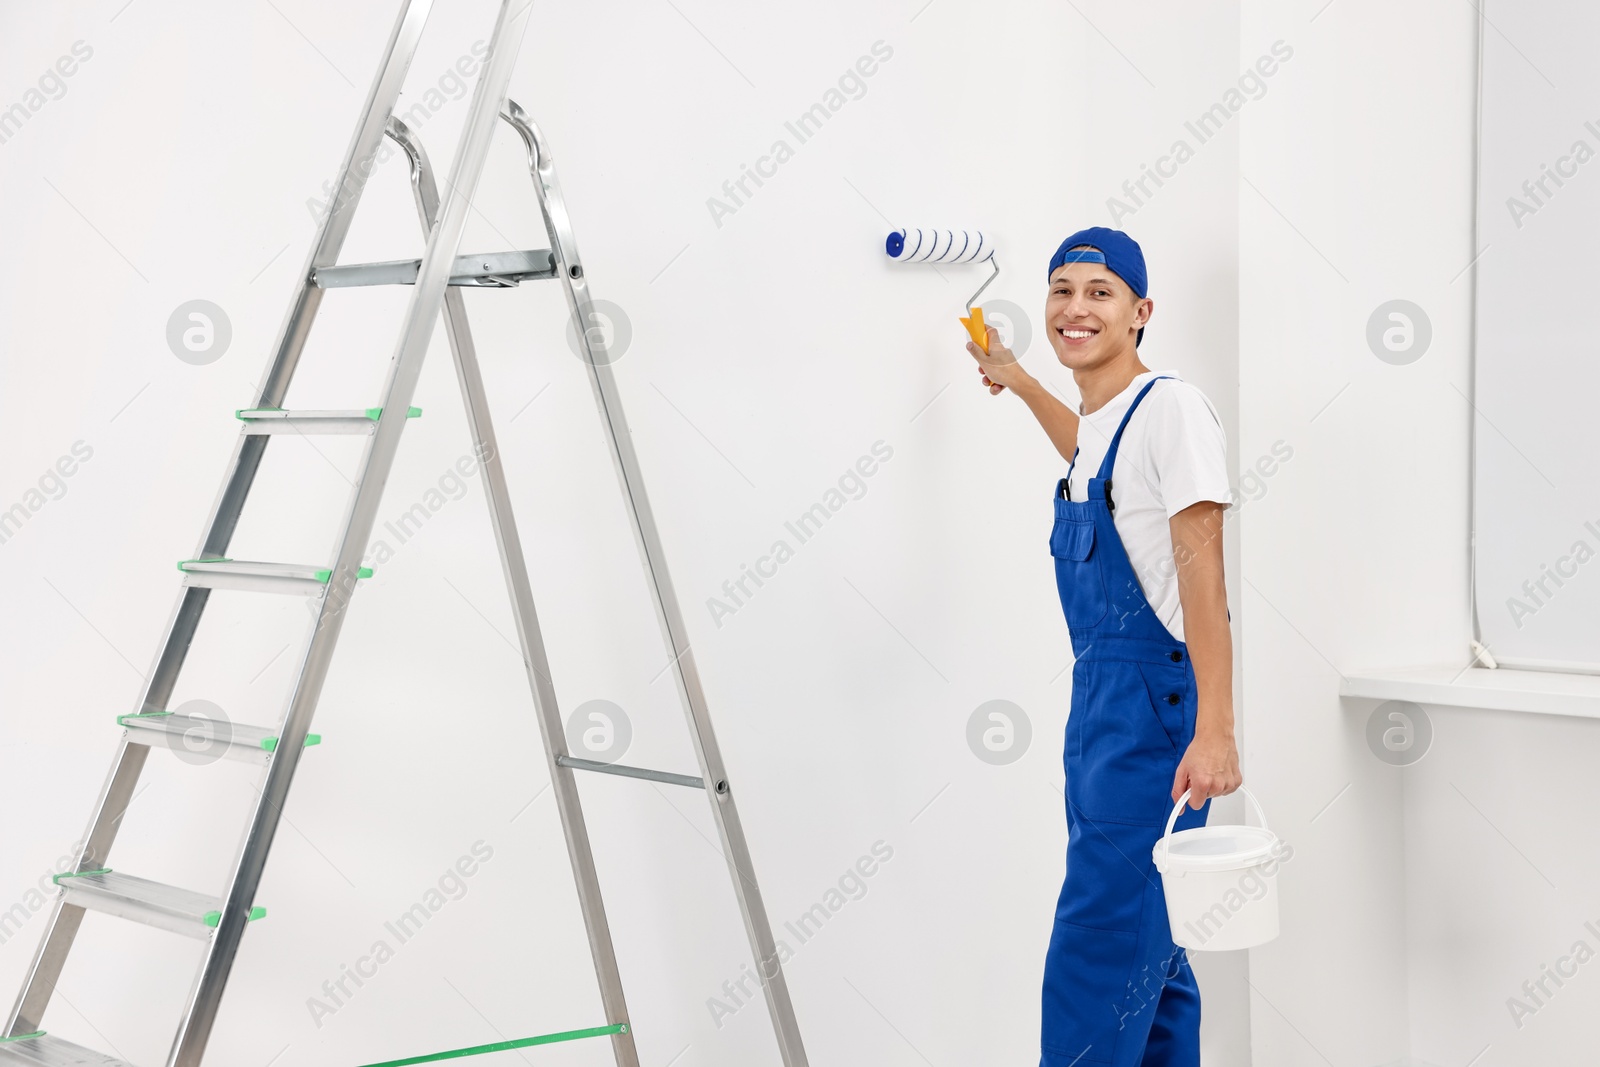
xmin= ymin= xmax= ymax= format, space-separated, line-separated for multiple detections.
xmin=1340 ymin=666 xmax=1600 ymax=720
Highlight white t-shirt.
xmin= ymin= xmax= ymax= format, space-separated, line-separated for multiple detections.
xmin=1064 ymin=370 xmax=1231 ymax=642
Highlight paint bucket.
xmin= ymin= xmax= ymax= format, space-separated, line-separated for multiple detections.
xmin=1152 ymin=786 xmax=1287 ymax=952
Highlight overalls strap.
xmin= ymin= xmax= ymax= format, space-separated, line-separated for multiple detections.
xmin=1059 ymin=448 xmax=1081 ymax=500
xmin=1059 ymin=376 xmax=1173 ymax=503
xmin=1095 ymin=376 xmax=1172 ymax=481
xmin=1094 ymin=375 xmax=1172 ymax=511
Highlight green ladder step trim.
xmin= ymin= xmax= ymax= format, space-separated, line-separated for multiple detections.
xmin=355 ymin=1024 xmax=629 ymax=1067
xmin=261 ymin=734 xmax=321 ymax=752
xmin=314 ymin=566 xmax=374 ymax=582
xmin=116 ymin=711 xmax=175 ymax=726
xmin=0 ymin=1032 xmax=45 ymax=1043
xmin=202 ymin=906 xmax=266 ymax=927
xmin=115 ymin=712 xmax=320 ymax=751
xmin=364 ymin=406 xmax=423 ymax=420
xmin=175 ymin=560 xmax=372 ymax=582
xmin=234 ymin=407 xmax=284 ymax=420
xmin=51 ymin=868 xmax=111 ymax=886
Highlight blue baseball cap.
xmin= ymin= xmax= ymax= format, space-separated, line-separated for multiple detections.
xmin=1047 ymin=226 xmax=1148 ymax=346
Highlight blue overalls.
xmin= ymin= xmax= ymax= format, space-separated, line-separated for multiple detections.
xmin=1041 ymin=376 xmax=1211 ymax=1067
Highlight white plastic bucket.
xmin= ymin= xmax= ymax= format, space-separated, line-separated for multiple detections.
xmin=1152 ymin=786 xmax=1288 ymax=952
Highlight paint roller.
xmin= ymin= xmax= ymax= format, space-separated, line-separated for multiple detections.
xmin=884 ymin=228 xmax=1001 ymax=352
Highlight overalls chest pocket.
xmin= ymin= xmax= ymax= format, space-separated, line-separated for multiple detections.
xmin=1050 ymin=515 xmax=1108 ymax=629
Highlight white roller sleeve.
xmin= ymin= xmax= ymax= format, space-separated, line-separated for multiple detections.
xmin=885 ymin=228 xmax=993 ymax=264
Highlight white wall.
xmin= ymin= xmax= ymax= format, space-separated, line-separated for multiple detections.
xmin=1235 ymin=2 xmax=1600 ymax=1066
xmin=1237 ymin=0 xmax=1464 ymax=1059
xmin=0 ymin=2 xmax=1251 ymax=1067
xmin=1471 ymin=0 xmax=1600 ymax=673
xmin=1404 ymin=3 xmax=1600 ymax=1060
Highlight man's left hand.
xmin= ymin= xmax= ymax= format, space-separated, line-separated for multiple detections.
xmin=1172 ymin=729 xmax=1241 ymax=809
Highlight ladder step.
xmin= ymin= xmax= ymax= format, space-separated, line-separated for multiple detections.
xmin=0 ymin=1032 xmax=137 ymax=1066
xmin=235 ymin=406 xmax=421 ymax=435
xmin=177 ymin=559 xmax=374 ymax=596
xmin=50 ymin=870 xmax=265 ymax=941
xmin=118 ymin=711 xmax=321 ymax=764
xmin=556 ymin=755 xmax=705 ymax=790
xmin=313 ymin=249 xmax=556 ymax=289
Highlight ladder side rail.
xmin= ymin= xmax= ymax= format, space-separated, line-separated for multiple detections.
xmin=385 ymin=114 xmax=638 ymax=1067
xmin=178 ymin=0 xmax=439 ymax=616
xmin=172 ymin=4 xmax=534 ymax=1064
xmin=179 ymin=0 xmax=438 ymax=584
xmin=1 ymin=742 xmax=145 ymax=1035
xmin=501 ymin=103 xmax=810 ymax=1067
xmin=149 ymin=0 xmax=438 ymax=702
xmin=4 ymin=0 xmax=440 ymax=1042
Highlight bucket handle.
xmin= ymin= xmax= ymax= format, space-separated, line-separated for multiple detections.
xmin=1162 ymin=785 xmax=1269 ymax=846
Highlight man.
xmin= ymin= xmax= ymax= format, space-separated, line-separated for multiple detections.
xmin=967 ymin=226 xmax=1241 ymax=1066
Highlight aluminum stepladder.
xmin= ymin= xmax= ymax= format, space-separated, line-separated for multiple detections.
xmin=0 ymin=3 xmax=808 ymax=1065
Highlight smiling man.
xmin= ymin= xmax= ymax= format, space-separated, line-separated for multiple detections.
xmin=968 ymin=226 xmax=1241 ymax=1067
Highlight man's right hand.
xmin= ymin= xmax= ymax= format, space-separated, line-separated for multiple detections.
xmin=967 ymin=325 xmax=1032 ymax=396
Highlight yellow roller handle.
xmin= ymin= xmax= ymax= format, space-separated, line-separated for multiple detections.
xmin=960 ymin=307 xmax=988 ymax=353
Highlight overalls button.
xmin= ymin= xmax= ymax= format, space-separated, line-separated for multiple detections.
xmin=1166 ymin=693 xmax=1180 ymax=705
xmin=1170 ymin=650 xmax=1183 ymax=662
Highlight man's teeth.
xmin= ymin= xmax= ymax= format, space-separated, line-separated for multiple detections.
xmin=1060 ymin=328 xmax=1097 ymax=339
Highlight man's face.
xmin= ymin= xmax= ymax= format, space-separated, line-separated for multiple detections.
xmin=1044 ymin=250 xmax=1150 ymax=371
